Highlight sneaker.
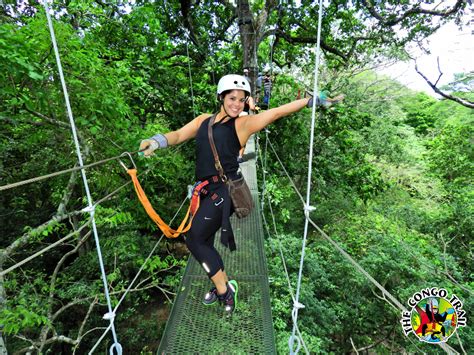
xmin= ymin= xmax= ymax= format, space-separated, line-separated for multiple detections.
xmin=237 ymin=156 xmax=244 ymax=164
xmin=202 ymin=287 xmax=218 ymax=305
xmin=222 ymin=280 xmax=238 ymax=314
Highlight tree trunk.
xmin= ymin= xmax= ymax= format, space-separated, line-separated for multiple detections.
xmin=237 ymin=0 xmax=258 ymax=96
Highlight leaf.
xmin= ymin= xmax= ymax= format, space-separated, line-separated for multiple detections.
xmin=28 ymin=70 xmax=43 ymax=80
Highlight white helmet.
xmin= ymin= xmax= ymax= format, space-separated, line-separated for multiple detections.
xmin=429 ymin=298 xmax=439 ymax=310
xmin=217 ymin=74 xmax=251 ymax=96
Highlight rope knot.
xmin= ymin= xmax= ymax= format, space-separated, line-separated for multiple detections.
xmin=293 ymin=301 xmax=305 ymax=310
xmin=303 ymin=204 xmax=315 ymax=218
xmin=103 ymin=311 xmax=116 ymax=321
xmin=82 ymin=205 xmax=96 ymax=215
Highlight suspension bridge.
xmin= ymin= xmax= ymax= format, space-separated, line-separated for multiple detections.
xmin=0 ymin=1 xmax=464 ymax=354
xmin=158 ymin=136 xmax=276 ymax=353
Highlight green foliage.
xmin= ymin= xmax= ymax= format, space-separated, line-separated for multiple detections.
xmin=0 ymin=275 xmax=50 ymax=335
xmin=427 ymin=123 xmax=473 ymax=184
xmin=399 ymin=92 xmax=438 ymax=134
xmin=424 ymin=120 xmax=474 ymax=273
xmin=0 ymin=4 xmax=195 ymax=352
xmin=0 ymin=304 xmax=49 ymax=335
xmin=0 ymin=1 xmax=471 ymax=354
xmin=261 ymin=71 xmax=472 ymax=353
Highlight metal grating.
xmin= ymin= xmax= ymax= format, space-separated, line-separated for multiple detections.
xmin=158 ymin=136 xmax=276 ymax=354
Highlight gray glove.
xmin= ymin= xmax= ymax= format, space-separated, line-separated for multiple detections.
xmin=139 ymin=133 xmax=168 ymax=157
xmin=307 ymin=93 xmax=345 ymax=108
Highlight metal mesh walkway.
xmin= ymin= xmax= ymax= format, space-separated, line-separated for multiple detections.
xmin=158 ymin=136 xmax=276 ymax=354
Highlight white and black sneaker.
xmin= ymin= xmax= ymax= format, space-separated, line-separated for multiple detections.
xmin=202 ymin=287 xmax=218 ymax=306
xmin=220 ymin=280 xmax=238 ymax=314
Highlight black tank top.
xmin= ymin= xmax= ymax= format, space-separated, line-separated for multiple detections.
xmin=195 ymin=115 xmax=241 ymax=180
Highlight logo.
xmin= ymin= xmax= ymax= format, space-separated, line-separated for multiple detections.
xmin=401 ymin=288 xmax=467 ymax=344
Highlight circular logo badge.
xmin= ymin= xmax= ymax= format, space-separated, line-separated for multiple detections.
xmin=410 ymin=297 xmax=457 ymax=343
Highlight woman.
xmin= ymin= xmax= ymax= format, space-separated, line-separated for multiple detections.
xmin=139 ymin=74 xmax=333 ymax=314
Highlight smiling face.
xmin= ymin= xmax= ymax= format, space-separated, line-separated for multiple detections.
xmin=222 ymin=89 xmax=247 ymax=117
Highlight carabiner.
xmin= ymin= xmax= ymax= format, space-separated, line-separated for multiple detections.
xmin=119 ymin=151 xmax=137 ymax=171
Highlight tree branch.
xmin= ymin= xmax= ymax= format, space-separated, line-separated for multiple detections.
xmin=15 ymin=334 xmax=79 ymax=354
xmin=275 ymin=28 xmax=348 ymax=62
xmin=179 ymin=0 xmax=202 ymax=49
xmin=439 ymin=233 xmax=473 ymax=296
xmin=20 ymin=277 xmax=174 ymax=353
xmin=415 ymin=60 xmax=474 ymax=109
xmin=255 ymin=0 xmax=277 ymax=43
xmin=23 ymin=107 xmax=71 ymax=128
xmin=73 ymin=327 xmax=106 ymax=355
xmin=350 ymin=337 xmax=360 ymax=354
xmin=38 ymin=231 xmax=93 ymax=352
xmin=357 ymin=323 xmax=398 ymax=352
xmin=77 ymin=297 xmax=99 ymax=341
xmin=360 ymin=0 xmax=465 ymax=27
xmin=1 ymin=213 xmax=83 ymax=266
xmin=212 ymin=14 xmax=238 ymax=44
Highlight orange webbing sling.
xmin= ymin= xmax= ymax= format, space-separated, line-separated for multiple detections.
xmin=127 ymin=168 xmax=199 ymax=238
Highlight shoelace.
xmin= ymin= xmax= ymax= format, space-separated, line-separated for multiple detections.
xmin=205 ymin=288 xmax=217 ymax=300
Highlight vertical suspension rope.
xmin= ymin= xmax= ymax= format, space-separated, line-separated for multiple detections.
xmin=260 ymin=130 xmax=269 ymax=213
xmin=185 ymin=39 xmax=196 ymax=117
xmin=42 ymin=2 xmax=122 ymax=354
xmin=267 ymin=35 xmax=275 ymax=109
xmin=288 ymin=0 xmax=324 ymax=353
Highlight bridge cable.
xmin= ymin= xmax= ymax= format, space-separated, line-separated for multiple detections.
xmin=0 ymin=154 xmax=168 ymax=277
xmin=0 ymin=151 xmax=138 ymax=192
xmin=256 ymin=134 xmax=309 ymax=354
xmin=289 ymin=0 xmax=324 ymax=353
xmin=264 ymin=135 xmax=458 ymax=355
xmin=42 ymin=2 xmax=121 ymax=352
xmin=88 ymin=194 xmax=188 ymax=354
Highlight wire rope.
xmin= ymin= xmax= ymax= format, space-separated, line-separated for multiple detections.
xmin=0 ymin=152 xmax=139 ymax=192
xmin=88 ymin=195 xmax=188 ymax=354
xmin=264 ymin=133 xmax=459 ymax=354
xmin=42 ymin=2 xmax=121 ymax=352
xmin=289 ymin=0 xmax=324 ymax=353
xmin=185 ymin=40 xmax=196 ymax=117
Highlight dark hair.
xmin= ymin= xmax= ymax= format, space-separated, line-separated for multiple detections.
xmin=219 ymin=89 xmax=250 ymax=100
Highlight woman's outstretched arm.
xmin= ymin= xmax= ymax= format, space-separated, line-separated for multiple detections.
xmin=140 ymin=113 xmax=209 ymax=156
xmin=241 ymin=98 xmax=310 ymax=137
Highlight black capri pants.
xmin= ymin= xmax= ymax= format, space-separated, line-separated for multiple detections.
xmin=185 ymin=182 xmax=229 ymax=278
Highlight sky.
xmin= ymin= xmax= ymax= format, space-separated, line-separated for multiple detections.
xmin=379 ymin=13 xmax=473 ymax=96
